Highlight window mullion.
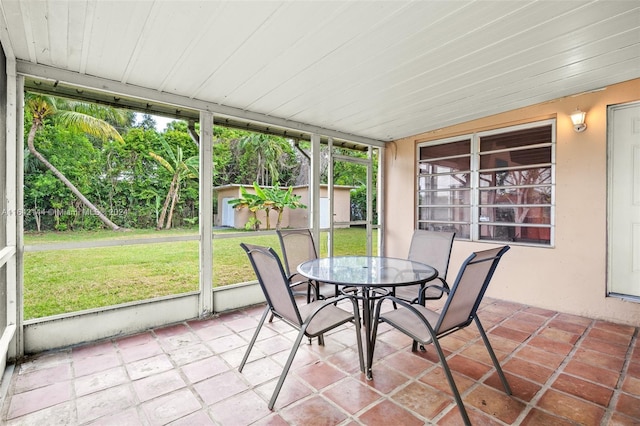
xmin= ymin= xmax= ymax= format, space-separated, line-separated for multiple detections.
xmin=471 ymin=134 xmax=480 ymax=241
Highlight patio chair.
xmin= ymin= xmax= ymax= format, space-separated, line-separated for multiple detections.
xmin=371 ymin=246 xmax=511 ymax=426
xmin=393 ymin=230 xmax=455 ymax=304
xmin=277 ymin=228 xmax=340 ymax=302
xmin=239 ymin=243 xmax=364 ymax=410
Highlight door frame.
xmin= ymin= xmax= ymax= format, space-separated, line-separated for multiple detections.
xmin=607 ymin=100 xmax=640 ymax=300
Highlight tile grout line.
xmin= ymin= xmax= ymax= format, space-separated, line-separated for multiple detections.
xmin=110 ymin=336 xmax=149 ymax=426
xmin=600 ymin=325 xmax=639 ymax=425
xmin=428 ymin=300 xmax=533 ymax=424
xmin=465 ymin=303 xmax=555 ymax=425
xmin=505 ymin=310 xmax=570 ymax=425
xmin=512 ymin=315 xmax=598 ymax=425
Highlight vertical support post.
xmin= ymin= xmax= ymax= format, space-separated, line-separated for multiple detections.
xmin=12 ymin=71 xmax=23 ymax=358
xmin=199 ymin=111 xmax=214 ymax=316
xmin=377 ymin=146 xmax=385 ymax=256
xmin=310 ymin=133 xmax=321 ymax=244
xmin=366 ymin=146 xmax=373 ymax=256
xmin=327 ymin=137 xmax=334 ymax=257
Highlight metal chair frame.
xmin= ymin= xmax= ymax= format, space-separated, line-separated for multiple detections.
xmin=239 ymin=243 xmax=364 ymax=410
xmin=393 ymin=229 xmax=456 ymax=305
xmin=277 ymin=228 xmax=339 ymax=301
xmin=372 ymin=246 xmax=511 ymax=425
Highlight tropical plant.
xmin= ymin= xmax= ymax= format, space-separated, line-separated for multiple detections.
xmin=25 ymin=93 xmax=129 ymax=230
xmin=149 ymin=139 xmax=199 ymax=230
xmin=227 ymin=186 xmax=264 ymax=231
xmin=257 ymin=183 xmax=306 ymax=230
xmin=238 ymin=133 xmax=288 ymax=186
xmin=228 ymin=182 xmax=306 ymax=230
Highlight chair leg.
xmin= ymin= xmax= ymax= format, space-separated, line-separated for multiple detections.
xmin=370 ymin=298 xmax=384 ymax=375
xmin=350 ymin=297 xmax=365 ymax=373
xmin=431 ymin=336 xmax=472 ymax=426
xmin=268 ymin=328 xmax=307 ymax=410
xmin=239 ymin=306 xmax=269 ymax=372
xmin=475 ymin=316 xmax=512 ymax=395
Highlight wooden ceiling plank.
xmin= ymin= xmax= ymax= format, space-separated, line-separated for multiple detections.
xmin=185 ymin=1 xmax=284 ymax=99
xmin=46 ymin=0 xmax=69 ymax=68
xmin=307 ymin=5 xmax=640 ymax=133
xmin=246 ymin=1 xmax=461 ymax=116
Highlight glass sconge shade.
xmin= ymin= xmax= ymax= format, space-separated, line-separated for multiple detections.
xmin=570 ymin=109 xmax=587 ymax=133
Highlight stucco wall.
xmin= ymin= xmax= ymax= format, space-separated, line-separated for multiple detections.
xmin=289 ymin=186 xmax=353 ymax=228
xmin=215 ymin=185 xmax=352 ymax=230
xmin=384 ymin=78 xmax=640 ymax=326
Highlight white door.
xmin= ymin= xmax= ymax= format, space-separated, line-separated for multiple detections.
xmin=320 ymin=197 xmax=329 ymax=228
xmin=609 ymin=102 xmax=640 ymax=297
xmin=222 ymin=198 xmax=235 ymax=227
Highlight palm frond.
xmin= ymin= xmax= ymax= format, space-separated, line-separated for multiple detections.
xmin=149 ymin=151 xmax=175 ymax=173
xmin=55 ymin=110 xmax=124 ymax=143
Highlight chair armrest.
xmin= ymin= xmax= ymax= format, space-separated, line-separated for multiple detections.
xmin=418 ymin=277 xmax=449 ymax=303
xmin=374 ymin=295 xmax=438 ymax=343
xmin=288 ymin=278 xmax=310 ymax=289
xmin=301 ymin=294 xmax=354 ymax=323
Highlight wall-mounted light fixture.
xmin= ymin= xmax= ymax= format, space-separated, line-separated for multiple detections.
xmin=570 ymin=109 xmax=587 ymax=133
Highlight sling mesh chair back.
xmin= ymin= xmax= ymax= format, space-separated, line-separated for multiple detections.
xmin=277 ymin=228 xmax=339 ymax=301
xmin=239 ymin=243 xmax=364 ymax=410
xmin=372 ymin=246 xmax=511 ymax=425
xmin=393 ymin=230 xmax=455 ymax=304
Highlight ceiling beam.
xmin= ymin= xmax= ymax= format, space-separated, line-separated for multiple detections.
xmin=17 ymin=60 xmax=386 ymax=148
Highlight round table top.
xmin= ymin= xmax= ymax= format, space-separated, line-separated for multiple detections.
xmin=297 ymin=255 xmax=437 ymax=287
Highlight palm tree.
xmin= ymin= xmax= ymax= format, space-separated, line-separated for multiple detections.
xmin=238 ymin=133 xmax=286 ymax=185
xmin=25 ymin=93 xmax=129 ymax=230
xmin=149 ymin=139 xmax=199 ymax=230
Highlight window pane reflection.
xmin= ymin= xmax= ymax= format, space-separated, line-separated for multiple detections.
xmin=418 ymin=189 xmax=470 ymax=205
xmin=418 ymin=207 xmax=470 ymax=222
xmin=479 ymin=187 xmax=551 ymax=205
xmin=419 ymin=174 xmax=470 ymax=190
xmin=479 ymin=206 xmax=551 ymax=224
xmin=479 ymin=224 xmax=551 ymax=244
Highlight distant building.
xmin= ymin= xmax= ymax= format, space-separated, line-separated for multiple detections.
xmin=214 ymin=184 xmax=353 ymax=229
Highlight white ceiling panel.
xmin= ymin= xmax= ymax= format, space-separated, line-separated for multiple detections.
xmin=1 ymin=0 xmax=638 ymax=143
xmin=84 ymin=1 xmax=155 ymax=82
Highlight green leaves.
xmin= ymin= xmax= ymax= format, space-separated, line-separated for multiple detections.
xmin=228 ymin=182 xmax=306 ymax=230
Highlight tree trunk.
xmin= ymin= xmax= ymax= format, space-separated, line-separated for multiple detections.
xmin=264 ymin=207 xmax=271 ymax=230
xmin=187 ymin=120 xmax=200 ymax=148
xmin=157 ymin=191 xmax=171 ymax=230
xmin=33 ymin=200 xmax=41 ymax=232
xmin=165 ymin=179 xmax=180 ymax=230
xmin=27 ymin=121 xmax=123 ymax=231
xmin=158 ymin=173 xmax=178 ymax=230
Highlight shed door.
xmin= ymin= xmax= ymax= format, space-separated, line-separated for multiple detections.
xmin=222 ymin=198 xmax=235 ymax=227
xmin=609 ymin=102 xmax=640 ymax=298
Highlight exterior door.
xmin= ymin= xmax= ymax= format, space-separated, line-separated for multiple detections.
xmin=609 ymin=101 xmax=640 ymax=298
xmin=329 ymin=147 xmax=377 ymax=256
xmin=222 ymin=198 xmax=235 ymax=227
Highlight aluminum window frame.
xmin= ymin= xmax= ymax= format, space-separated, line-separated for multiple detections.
xmin=417 ymin=119 xmax=556 ymax=247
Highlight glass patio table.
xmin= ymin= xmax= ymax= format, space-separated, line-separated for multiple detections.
xmin=297 ymin=256 xmax=437 ymax=379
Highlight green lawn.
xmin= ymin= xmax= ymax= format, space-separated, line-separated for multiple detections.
xmin=24 ymin=227 xmax=377 ymax=319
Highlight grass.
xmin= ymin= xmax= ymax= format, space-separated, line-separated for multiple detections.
xmin=24 ymin=227 xmax=377 ymax=319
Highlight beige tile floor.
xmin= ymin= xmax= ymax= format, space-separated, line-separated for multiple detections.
xmin=1 ymin=296 xmax=638 ymax=425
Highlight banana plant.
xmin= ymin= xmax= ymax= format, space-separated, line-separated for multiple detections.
xmin=228 ymin=186 xmax=264 ymax=230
